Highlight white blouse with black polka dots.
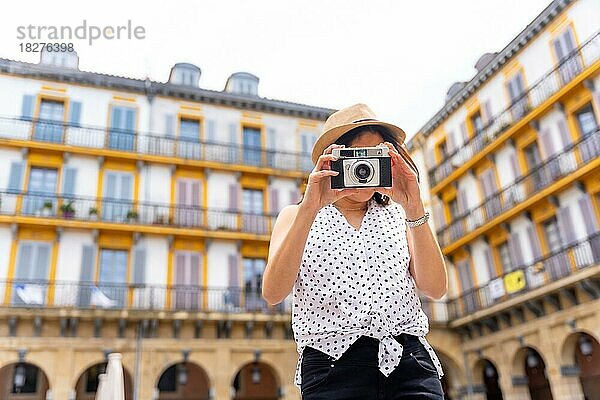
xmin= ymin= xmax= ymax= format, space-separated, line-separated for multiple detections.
xmin=291 ymin=197 xmax=444 ymax=390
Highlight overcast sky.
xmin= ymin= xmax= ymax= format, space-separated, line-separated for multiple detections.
xmin=3 ymin=0 xmax=552 ymax=141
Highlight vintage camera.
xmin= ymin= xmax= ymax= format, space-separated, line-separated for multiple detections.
xmin=330 ymin=144 xmax=392 ymax=189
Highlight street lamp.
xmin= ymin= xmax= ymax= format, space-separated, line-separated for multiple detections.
xmin=179 ymin=349 xmax=190 ymax=386
xmin=484 ymin=361 xmax=496 ymax=378
xmin=13 ymin=364 xmax=26 ymax=391
xmin=252 ymin=349 xmax=261 ymax=384
xmin=526 ymin=350 xmax=539 ymax=368
xmin=579 ymin=335 xmax=593 ymax=358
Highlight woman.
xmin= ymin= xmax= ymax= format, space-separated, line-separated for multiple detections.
xmin=262 ymin=103 xmax=447 ymax=399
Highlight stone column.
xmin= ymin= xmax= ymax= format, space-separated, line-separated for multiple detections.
xmin=215 ymin=346 xmax=232 ymax=400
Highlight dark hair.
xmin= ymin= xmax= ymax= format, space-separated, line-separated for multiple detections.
xmin=295 ymin=124 xmax=412 ymax=206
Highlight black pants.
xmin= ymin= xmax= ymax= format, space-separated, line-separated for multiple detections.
xmin=301 ymin=334 xmax=444 ymax=399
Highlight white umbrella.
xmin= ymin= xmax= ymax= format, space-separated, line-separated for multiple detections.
xmin=94 ymin=373 xmax=107 ymax=400
xmin=105 ymin=353 xmax=125 ymax=400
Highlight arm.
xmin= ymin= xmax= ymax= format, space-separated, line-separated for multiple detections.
xmin=262 ymin=203 xmax=319 ymax=305
xmin=405 ymin=203 xmax=448 ymax=300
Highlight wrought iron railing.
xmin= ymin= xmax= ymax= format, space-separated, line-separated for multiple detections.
xmin=1 ymin=280 xmax=290 ymax=313
xmin=436 ymin=127 xmax=600 ymax=247
xmin=0 ymin=190 xmax=277 ymax=235
xmin=429 ymin=30 xmax=600 ymax=187
xmin=0 ymin=116 xmax=315 ymax=172
xmin=446 ymin=231 xmax=600 ymax=320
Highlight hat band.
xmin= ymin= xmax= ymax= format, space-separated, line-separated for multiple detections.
xmin=352 ymin=118 xmax=378 ymax=123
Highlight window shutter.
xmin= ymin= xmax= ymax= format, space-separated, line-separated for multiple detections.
xmin=289 ymin=188 xmax=300 ymax=205
xmin=507 ymin=233 xmax=522 ymax=270
xmin=192 ymin=180 xmax=201 ymax=207
xmin=456 ymin=187 xmax=465 ymax=215
xmin=62 ymin=167 xmax=77 ymax=199
xmin=228 ymin=254 xmax=239 ymax=287
xmin=484 ymin=247 xmax=496 ymax=279
xmin=132 ymin=247 xmax=146 ymax=285
xmin=460 ymin=122 xmax=469 ymax=143
xmin=539 ymin=129 xmax=555 ymax=159
xmin=269 ymin=187 xmax=279 ymax=213
xmin=509 ymin=152 xmax=520 ymax=182
xmin=165 ymin=115 xmax=175 ymax=137
xmin=578 ymin=193 xmax=599 ymax=235
xmin=553 ymin=37 xmax=565 ymax=61
xmin=527 ymin=224 xmax=542 ymax=260
xmin=229 ymin=123 xmax=238 ymax=144
xmin=458 ymin=260 xmax=474 ymax=291
xmin=228 ymin=183 xmax=239 ymax=212
xmin=191 ymin=253 xmax=201 ymax=286
xmin=557 ymin=119 xmax=571 ymax=148
xmin=7 ymin=161 xmax=25 ymax=193
xmin=446 ymin=132 xmax=455 ymax=154
xmin=556 ymin=206 xmax=577 ymax=245
xmin=21 ymin=95 xmax=35 ymax=121
xmin=206 ymin=119 xmax=216 ymax=142
xmin=15 ymin=243 xmax=34 ymax=280
xmin=481 ymin=101 xmax=493 ymax=125
xmin=564 ymin=27 xmax=576 ymax=52
xmin=69 ymin=101 xmax=82 ymax=127
xmin=79 ymin=245 xmax=96 ymax=283
xmin=267 ymin=128 xmax=277 ymax=149
xmin=460 ymin=187 xmax=468 ymax=214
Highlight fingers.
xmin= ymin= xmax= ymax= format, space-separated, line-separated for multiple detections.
xmin=310 ymin=169 xmax=339 ymax=182
xmin=314 ymin=153 xmax=339 ymax=172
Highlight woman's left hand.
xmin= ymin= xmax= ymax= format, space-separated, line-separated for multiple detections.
xmin=376 ymin=142 xmax=424 ymax=219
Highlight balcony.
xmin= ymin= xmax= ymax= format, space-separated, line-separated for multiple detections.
xmin=446 ymin=231 xmax=600 ymax=321
xmin=428 ymin=30 xmax=600 ymax=188
xmin=437 ymin=127 xmax=600 ymax=248
xmin=0 ymin=117 xmax=314 ymax=174
xmin=0 ymin=191 xmax=277 ymax=236
xmin=1 ymin=280 xmax=290 ymax=314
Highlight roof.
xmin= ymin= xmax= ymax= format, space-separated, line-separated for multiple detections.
xmin=411 ymin=0 xmax=573 ymax=140
xmin=0 ymin=58 xmax=336 ymax=121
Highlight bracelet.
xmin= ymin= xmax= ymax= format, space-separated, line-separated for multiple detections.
xmin=406 ymin=211 xmax=430 ymax=228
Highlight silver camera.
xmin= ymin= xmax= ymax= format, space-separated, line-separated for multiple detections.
xmin=330 ymin=144 xmax=392 ymax=189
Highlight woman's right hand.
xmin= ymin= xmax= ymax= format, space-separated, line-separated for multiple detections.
xmin=300 ymin=143 xmax=360 ymax=213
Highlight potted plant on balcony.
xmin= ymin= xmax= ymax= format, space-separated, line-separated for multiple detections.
xmin=153 ymin=213 xmax=166 ymax=225
xmin=60 ymin=200 xmax=75 ymax=219
xmin=41 ymin=201 xmax=53 ymax=217
xmin=126 ymin=210 xmax=139 ymax=223
xmin=88 ymin=207 xmax=98 ymax=220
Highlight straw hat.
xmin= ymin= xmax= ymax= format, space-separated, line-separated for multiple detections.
xmin=312 ymin=103 xmax=419 ymax=181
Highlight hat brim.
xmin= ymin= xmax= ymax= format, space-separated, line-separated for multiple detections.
xmin=311 ymin=120 xmax=407 ymax=165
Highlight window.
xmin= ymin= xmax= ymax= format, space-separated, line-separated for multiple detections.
xmin=98 ymin=249 xmax=128 ymax=307
xmin=523 ymin=143 xmax=541 ymax=169
xmin=498 ymin=242 xmax=511 ymax=274
xmin=575 ymin=104 xmax=597 ymax=138
xmin=108 ymin=106 xmax=136 ymax=151
xmin=174 ymin=251 xmax=201 ymax=310
xmin=12 ymin=241 xmax=52 ymax=306
xmin=243 ymin=258 xmax=266 ymax=310
xmin=242 ymin=189 xmax=265 ymax=234
xmin=85 ymin=363 xmax=107 ymax=392
xmin=506 ymin=72 xmax=528 ymax=120
xmin=471 ymin=112 xmax=484 ymax=136
xmin=542 ymin=217 xmax=562 ymax=253
xmin=553 ymin=27 xmax=582 ymax=84
xmin=301 ymin=132 xmax=318 ymax=171
xmin=23 ymin=168 xmax=58 ymax=215
xmin=438 ymin=140 xmax=448 ymax=160
xmin=35 ymin=99 xmax=64 ymax=142
xmin=243 ymin=127 xmax=262 ymax=166
xmin=178 ymin=118 xmax=201 ymax=159
xmin=157 ymin=365 xmax=177 ymax=391
xmin=102 ymin=171 xmax=134 ymax=222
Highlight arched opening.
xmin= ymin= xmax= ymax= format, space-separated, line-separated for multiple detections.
xmin=231 ymin=361 xmax=279 ymax=400
xmin=561 ymin=331 xmax=600 ymax=398
xmin=473 ymin=358 xmax=503 ymax=400
xmin=522 ymin=347 xmax=553 ymax=400
xmin=74 ymin=362 xmax=133 ymax=400
xmin=435 ymin=350 xmax=465 ymax=400
xmin=0 ymin=362 xmax=50 ymax=399
xmin=157 ymin=362 xmax=210 ymax=399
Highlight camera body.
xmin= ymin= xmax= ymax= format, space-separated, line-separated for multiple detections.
xmin=330 ymin=144 xmax=392 ymax=189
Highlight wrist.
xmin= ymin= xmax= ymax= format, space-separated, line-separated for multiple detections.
xmin=405 ymin=203 xmax=425 ymax=220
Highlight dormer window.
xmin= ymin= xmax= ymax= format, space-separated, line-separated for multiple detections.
xmin=39 ymin=48 xmax=79 ymax=69
xmin=168 ymin=63 xmax=201 ymax=87
xmin=224 ymin=72 xmax=259 ymax=96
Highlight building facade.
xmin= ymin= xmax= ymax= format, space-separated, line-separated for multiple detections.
xmin=406 ymin=0 xmax=600 ymax=399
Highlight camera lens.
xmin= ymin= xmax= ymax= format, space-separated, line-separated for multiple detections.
xmin=354 ymin=163 xmax=371 ymax=180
